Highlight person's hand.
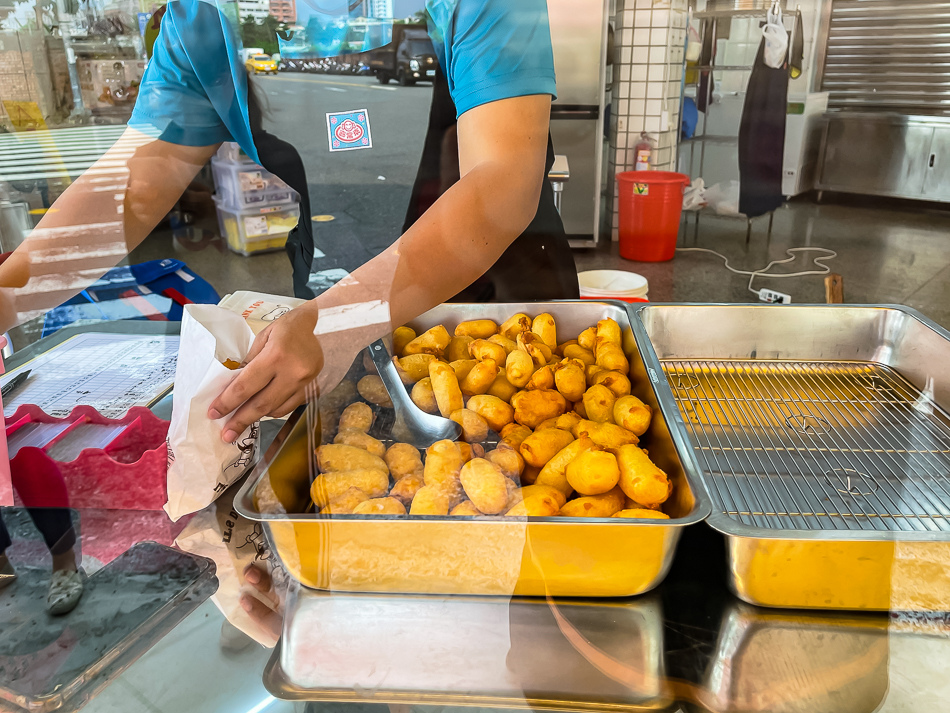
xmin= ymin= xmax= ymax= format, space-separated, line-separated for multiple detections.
xmin=209 ymin=304 xmax=323 ymax=442
xmin=240 ymin=563 xmax=283 ymax=644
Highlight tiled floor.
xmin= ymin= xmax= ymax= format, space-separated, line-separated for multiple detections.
xmin=576 ymin=196 xmax=950 ymax=328
xmin=126 ymin=193 xmax=950 ymax=330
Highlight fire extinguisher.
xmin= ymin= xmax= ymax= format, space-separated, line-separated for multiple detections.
xmin=634 ymin=132 xmax=655 ymax=171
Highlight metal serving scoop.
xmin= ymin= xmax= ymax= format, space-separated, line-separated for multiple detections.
xmin=368 ymin=338 xmax=461 ymax=448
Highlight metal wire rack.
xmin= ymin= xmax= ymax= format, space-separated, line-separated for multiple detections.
xmin=661 ymin=360 xmax=950 ymax=533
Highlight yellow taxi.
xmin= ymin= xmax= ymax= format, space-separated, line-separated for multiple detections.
xmin=245 ymin=54 xmax=278 ymax=75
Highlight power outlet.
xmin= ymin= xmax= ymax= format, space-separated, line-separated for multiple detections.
xmin=758 ymin=288 xmax=792 ymax=304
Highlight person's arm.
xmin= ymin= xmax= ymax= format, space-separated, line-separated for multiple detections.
xmin=0 ymin=130 xmax=219 ymax=320
xmin=209 ymin=94 xmax=551 ymax=441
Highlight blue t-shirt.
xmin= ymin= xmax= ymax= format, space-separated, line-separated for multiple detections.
xmin=130 ymin=0 xmax=556 ymax=163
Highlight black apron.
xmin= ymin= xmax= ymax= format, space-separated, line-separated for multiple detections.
xmin=403 ymin=68 xmax=578 ymax=303
xmin=252 ymin=70 xmax=579 ymax=303
xmin=737 ymin=35 xmax=789 ymax=218
xmin=250 ymin=127 xmax=316 ymax=302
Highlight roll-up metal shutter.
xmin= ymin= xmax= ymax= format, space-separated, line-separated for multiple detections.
xmin=819 ymin=0 xmax=950 ymax=116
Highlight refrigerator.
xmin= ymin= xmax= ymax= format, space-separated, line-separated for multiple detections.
xmin=548 ymin=0 xmax=610 ymax=246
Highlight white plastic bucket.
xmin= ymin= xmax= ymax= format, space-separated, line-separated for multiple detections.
xmin=577 ymin=270 xmax=649 ymax=299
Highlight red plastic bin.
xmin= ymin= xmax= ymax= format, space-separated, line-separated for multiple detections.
xmin=616 ymin=171 xmax=689 ymax=262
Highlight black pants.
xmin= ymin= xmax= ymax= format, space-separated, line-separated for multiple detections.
xmin=0 ymin=508 xmax=77 ymax=557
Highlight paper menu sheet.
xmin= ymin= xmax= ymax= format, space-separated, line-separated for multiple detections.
xmin=1 ymin=333 xmax=180 ymax=419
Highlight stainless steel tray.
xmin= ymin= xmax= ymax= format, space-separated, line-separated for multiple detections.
xmin=264 ymin=587 xmax=670 ymax=711
xmin=235 ymin=301 xmax=711 ymax=597
xmin=631 ymin=304 xmax=950 ymax=610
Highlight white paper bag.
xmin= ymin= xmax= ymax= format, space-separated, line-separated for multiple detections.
xmin=217 ymin=290 xmax=306 ymax=336
xmin=175 ymin=481 xmax=289 ymax=648
xmin=165 ymin=304 xmax=259 ymax=522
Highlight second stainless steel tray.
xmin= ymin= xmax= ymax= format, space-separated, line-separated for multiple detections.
xmin=632 ymin=304 xmax=950 ymax=611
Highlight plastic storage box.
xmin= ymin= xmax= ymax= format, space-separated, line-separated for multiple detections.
xmin=216 ymin=141 xmax=255 ymax=164
xmin=211 ymin=157 xmax=299 ymax=209
xmin=215 ymin=197 xmax=301 ymax=255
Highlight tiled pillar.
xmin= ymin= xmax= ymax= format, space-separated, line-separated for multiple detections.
xmin=607 ymin=0 xmax=688 ymax=240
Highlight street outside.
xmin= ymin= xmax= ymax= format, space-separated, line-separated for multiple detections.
xmin=0 ymin=71 xmax=435 ymax=344
xmin=252 ymin=72 xmax=434 ymax=281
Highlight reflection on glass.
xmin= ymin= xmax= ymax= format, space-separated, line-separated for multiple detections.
xmin=0 ymin=542 xmax=215 ymax=711
xmin=0 ymin=444 xmax=82 ymax=615
xmin=0 ymin=506 xmax=81 ymax=615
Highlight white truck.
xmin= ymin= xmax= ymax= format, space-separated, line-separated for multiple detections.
xmin=240 ymin=47 xmax=265 ymax=63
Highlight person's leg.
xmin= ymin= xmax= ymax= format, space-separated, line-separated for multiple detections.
xmin=0 ymin=513 xmax=15 ymax=587
xmin=27 ymin=508 xmax=78 ymax=571
xmin=0 ymin=512 xmax=11 ymax=555
xmin=8 ymin=453 xmax=81 ymax=609
xmin=23 ymin=508 xmax=83 ymax=614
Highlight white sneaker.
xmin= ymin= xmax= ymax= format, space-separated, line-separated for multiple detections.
xmin=0 ymin=560 xmax=15 ymax=591
xmin=48 ymin=569 xmax=84 ymax=615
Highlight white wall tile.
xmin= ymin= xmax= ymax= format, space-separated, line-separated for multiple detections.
xmin=646 ymin=98 xmax=663 ymax=115
xmin=648 ymin=64 xmax=666 ymax=82
xmin=635 ymin=9 xmax=651 ymax=26
xmin=622 ymin=28 xmax=633 ymax=45
xmin=647 ymin=82 xmax=663 ymax=99
xmin=632 ymin=64 xmax=648 ymax=81
xmin=621 ymin=64 xmax=631 ymax=81
xmin=651 ymin=9 xmax=669 ymax=27
xmin=649 ymin=46 xmax=666 ymax=64
xmin=631 ymin=81 xmax=647 ymax=98
xmin=621 ymin=46 xmax=632 ymax=64
xmin=651 ymin=27 xmax=668 ymax=46
xmin=630 ymin=98 xmax=646 ymax=117
xmin=633 ymin=46 xmax=649 ymax=63
xmin=633 ymin=28 xmax=650 ymax=45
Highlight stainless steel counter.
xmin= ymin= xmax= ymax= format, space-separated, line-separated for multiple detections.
xmin=817 ymin=112 xmax=950 ymax=202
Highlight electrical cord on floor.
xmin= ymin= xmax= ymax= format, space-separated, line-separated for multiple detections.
xmin=675 ymin=247 xmax=838 ymax=297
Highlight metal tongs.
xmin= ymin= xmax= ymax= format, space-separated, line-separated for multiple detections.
xmin=369 ymin=339 xmax=461 ymax=448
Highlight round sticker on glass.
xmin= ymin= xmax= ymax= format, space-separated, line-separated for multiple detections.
xmin=327 ymin=110 xmax=373 ymax=152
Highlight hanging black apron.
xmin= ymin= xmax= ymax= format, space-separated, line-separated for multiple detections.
xmin=737 ymin=35 xmax=789 ymax=218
